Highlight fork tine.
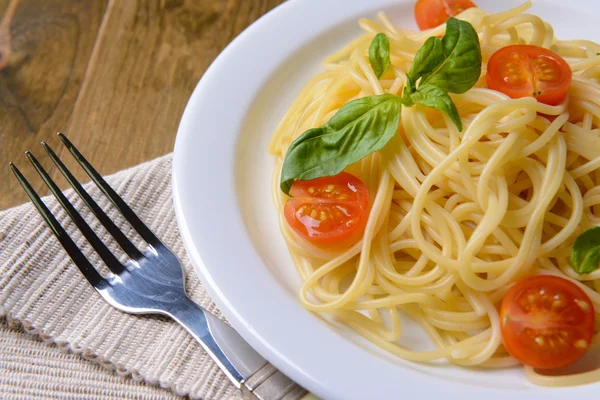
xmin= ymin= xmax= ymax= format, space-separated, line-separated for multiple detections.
xmin=58 ymin=133 xmax=161 ymax=247
xmin=9 ymin=162 xmax=105 ymax=287
xmin=25 ymin=151 xmax=127 ymax=275
xmin=41 ymin=141 xmax=144 ymax=261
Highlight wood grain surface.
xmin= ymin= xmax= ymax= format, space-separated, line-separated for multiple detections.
xmin=0 ymin=0 xmax=285 ymax=210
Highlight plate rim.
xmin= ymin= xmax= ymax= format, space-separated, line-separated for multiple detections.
xmin=172 ymin=0 xmax=600 ymax=398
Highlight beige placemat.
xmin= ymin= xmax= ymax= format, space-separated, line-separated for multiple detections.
xmin=0 ymin=317 xmax=181 ymax=399
xmin=0 ymin=154 xmax=241 ymax=400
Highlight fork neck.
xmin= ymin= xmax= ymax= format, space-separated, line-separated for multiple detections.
xmin=168 ymin=296 xmax=266 ymax=386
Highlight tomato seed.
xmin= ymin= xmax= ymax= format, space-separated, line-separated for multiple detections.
xmin=552 ymin=300 xmax=563 ymax=309
xmin=535 ymin=336 xmax=545 ymax=346
xmin=576 ymin=300 xmax=590 ymax=311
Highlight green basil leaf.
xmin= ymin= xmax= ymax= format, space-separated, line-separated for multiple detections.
xmin=280 ymin=94 xmax=403 ymax=194
xmin=580 ymin=248 xmax=600 ymax=275
xmin=410 ymin=84 xmax=462 ymax=131
xmin=406 ymin=36 xmax=444 ymax=91
xmin=571 ymin=227 xmax=600 ymax=274
xmin=368 ymin=33 xmax=391 ymax=79
xmin=420 ymin=17 xmax=481 ymax=94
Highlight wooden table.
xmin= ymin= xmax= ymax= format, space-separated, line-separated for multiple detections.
xmin=0 ymin=0 xmax=284 ymax=210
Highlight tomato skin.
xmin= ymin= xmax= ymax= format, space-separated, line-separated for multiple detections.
xmin=284 ymin=172 xmax=369 ymax=248
xmin=487 ymin=45 xmax=572 ymax=106
xmin=500 ymin=275 xmax=595 ymax=369
xmin=414 ymin=0 xmax=477 ymax=30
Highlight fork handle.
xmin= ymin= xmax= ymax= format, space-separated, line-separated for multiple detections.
xmin=169 ymin=296 xmax=309 ymax=400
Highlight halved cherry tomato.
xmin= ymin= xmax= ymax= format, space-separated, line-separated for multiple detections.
xmin=284 ymin=172 xmax=369 ymax=248
xmin=487 ymin=45 xmax=572 ymax=106
xmin=414 ymin=0 xmax=477 ymax=30
xmin=500 ymin=275 xmax=595 ymax=369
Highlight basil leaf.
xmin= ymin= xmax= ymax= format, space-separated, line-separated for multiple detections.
xmin=571 ymin=227 xmax=600 ymax=275
xmin=406 ymin=36 xmax=444 ymax=91
xmin=369 ymin=33 xmax=391 ymax=79
xmin=420 ymin=17 xmax=481 ymax=94
xmin=580 ymin=249 xmax=600 ymax=275
xmin=410 ymin=84 xmax=462 ymax=131
xmin=280 ymin=94 xmax=403 ymax=194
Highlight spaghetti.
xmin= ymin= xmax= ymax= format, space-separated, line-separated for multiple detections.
xmin=268 ymin=1 xmax=600 ymax=385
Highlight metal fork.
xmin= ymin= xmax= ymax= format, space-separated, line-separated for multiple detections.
xmin=9 ymin=133 xmax=308 ymax=400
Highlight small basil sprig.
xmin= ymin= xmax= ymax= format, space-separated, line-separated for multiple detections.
xmin=369 ymin=33 xmax=391 ymax=79
xmin=570 ymin=227 xmax=600 ymax=275
xmin=280 ymin=18 xmax=481 ymax=195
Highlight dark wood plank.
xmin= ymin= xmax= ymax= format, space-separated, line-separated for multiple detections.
xmin=0 ymin=0 xmax=108 ymax=210
xmin=50 ymin=0 xmax=285 ymax=197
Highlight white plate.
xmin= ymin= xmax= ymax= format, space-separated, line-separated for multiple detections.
xmin=173 ymin=1 xmax=600 ymax=398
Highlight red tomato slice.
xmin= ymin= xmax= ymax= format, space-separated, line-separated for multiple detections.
xmin=486 ymin=45 xmax=572 ymax=106
xmin=500 ymin=275 xmax=595 ymax=369
xmin=284 ymin=172 xmax=369 ymax=248
xmin=414 ymin=0 xmax=477 ymax=30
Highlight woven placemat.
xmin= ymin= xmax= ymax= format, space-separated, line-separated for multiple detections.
xmin=0 ymin=154 xmax=241 ymax=399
